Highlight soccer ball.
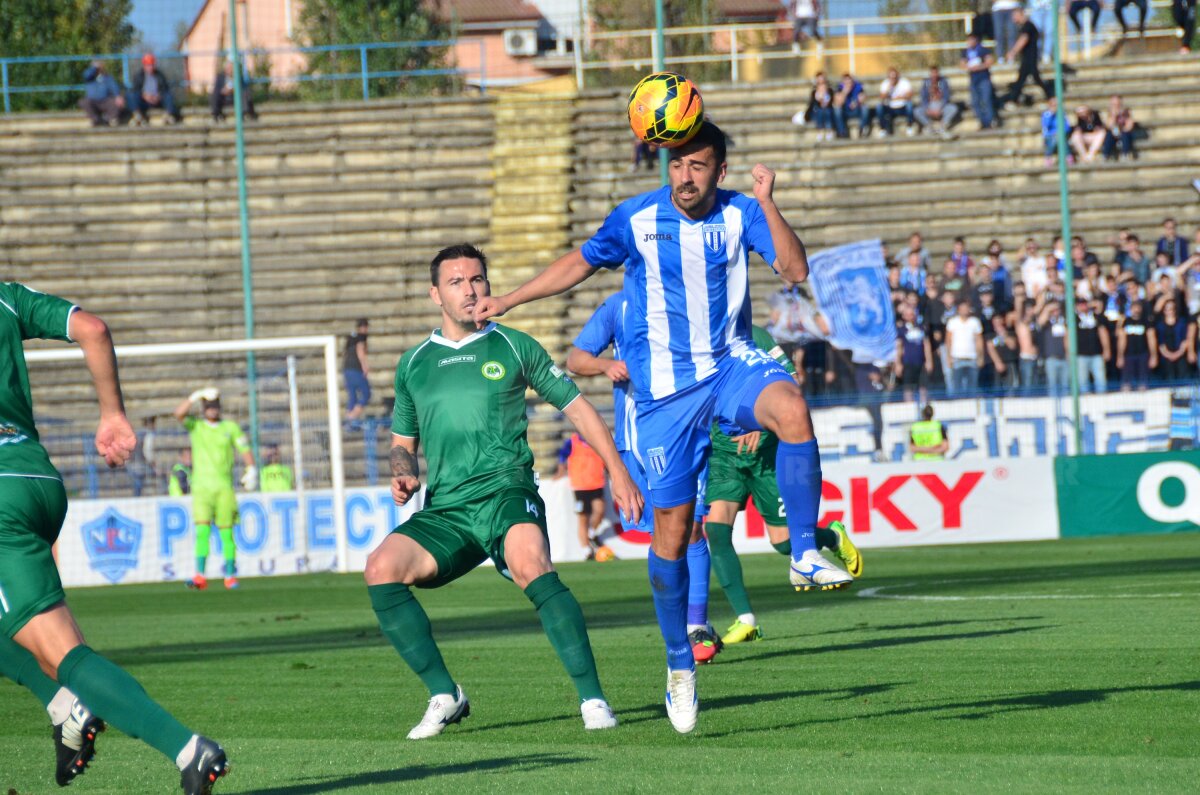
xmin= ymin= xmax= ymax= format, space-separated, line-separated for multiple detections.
xmin=594 ymin=545 xmax=616 ymax=562
xmin=627 ymin=72 xmax=704 ymax=148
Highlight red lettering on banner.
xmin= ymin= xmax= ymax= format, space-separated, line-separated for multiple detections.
xmin=850 ymin=476 xmax=916 ymax=532
xmin=915 ymin=472 xmax=984 ymax=528
xmin=745 ymin=497 xmax=765 ymax=537
xmin=818 ymin=480 xmax=844 ymax=526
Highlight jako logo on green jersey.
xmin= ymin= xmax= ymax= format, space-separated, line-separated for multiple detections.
xmin=481 ymin=361 xmax=506 ymax=380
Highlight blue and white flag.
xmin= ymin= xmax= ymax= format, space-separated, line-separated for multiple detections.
xmin=809 ymin=239 xmax=896 ymax=364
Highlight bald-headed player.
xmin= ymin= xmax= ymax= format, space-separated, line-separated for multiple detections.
xmin=364 ymin=243 xmax=642 ymax=739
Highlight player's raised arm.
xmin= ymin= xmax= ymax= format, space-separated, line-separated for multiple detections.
xmin=70 ymin=310 xmax=135 ymax=467
xmin=561 ymin=397 xmax=643 ymax=524
xmin=474 ymin=248 xmax=595 ymax=323
xmin=566 ymin=346 xmax=629 ymax=383
xmin=751 ymin=163 xmax=809 ymax=284
xmin=390 ymin=434 xmax=421 ymax=506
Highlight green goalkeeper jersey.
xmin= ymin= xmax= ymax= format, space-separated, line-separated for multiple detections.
xmin=182 ymin=415 xmax=249 ymax=490
xmin=0 ymin=282 xmax=78 ymax=480
xmin=710 ymin=325 xmax=796 ymax=456
xmin=392 ymin=322 xmax=580 ymax=506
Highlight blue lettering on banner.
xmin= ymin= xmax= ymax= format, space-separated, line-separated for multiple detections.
xmin=346 ymin=494 xmax=375 ymax=548
xmin=308 ymin=496 xmax=336 ymax=549
xmin=238 ymin=500 xmax=268 ymax=553
xmin=159 ymin=504 xmax=190 ymax=557
xmin=273 ymin=497 xmax=299 ymax=552
xmin=377 ymin=492 xmax=401 ymax=532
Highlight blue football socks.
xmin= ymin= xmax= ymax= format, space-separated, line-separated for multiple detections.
xmin=685 ymin=538 xmax=710 ymax=628
xmin=775 ymin=439 xmax=821 ymax=561
xmin=647 ymin=551 xmax=694 ymax=671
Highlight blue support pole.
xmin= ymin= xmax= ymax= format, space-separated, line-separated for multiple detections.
xmin=1 ymin=62 xmax=9 ymax=114
xmin=360 ymin=45 xmax=369 ymax=101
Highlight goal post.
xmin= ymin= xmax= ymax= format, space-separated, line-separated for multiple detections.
xmin=24 ymin=335 xmax=351 ymax=584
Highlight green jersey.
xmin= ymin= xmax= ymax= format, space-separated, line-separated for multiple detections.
xmin=0 ymin=282 xmax=78 ymax=480
xmin=710 ymin=325 xmax=795 ymax=456
xmin=181 ymin=416 xmax=249 ymax=490
xmin=392 ymin=322 xmax=580 ymax=506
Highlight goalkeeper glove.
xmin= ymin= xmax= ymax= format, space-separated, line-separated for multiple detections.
xmin=189 ymin=387 xmax=220 ymax=403
xmin=240 ymin=465 xmax=258 ymax=492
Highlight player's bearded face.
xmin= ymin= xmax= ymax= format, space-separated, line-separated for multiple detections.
xmin=668 ymin=145 xmax=725 ymax=216
xmin=432 ymin=258 xmax=490 ymax=330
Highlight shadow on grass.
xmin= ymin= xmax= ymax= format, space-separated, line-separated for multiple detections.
xmin=770 ymin=616 xmax=1045 ymax=641
xmin=239 ymin=753 xmax=590 ymax=794
xmin=615 ymin=682 xmax=907 ymax=727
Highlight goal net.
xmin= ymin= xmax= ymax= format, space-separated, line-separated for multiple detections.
xmin=23 ymin=336 xmax=366 ymax=588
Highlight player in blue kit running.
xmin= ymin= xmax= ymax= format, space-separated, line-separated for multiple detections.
xmin=476 ymin=122 xmax=847 ymax=733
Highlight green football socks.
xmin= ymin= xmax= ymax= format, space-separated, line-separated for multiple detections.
xmin=0 ymin=632 xmax=60 ymax=707
xmin=218 ymin=527 xmax=236 ymax=576
xmin=57 ymin=645 xmax=193 ymax=761
xmin=705 ymin=522 xmax=754 ymax=617
xmin=368 ymin=583 xmax=457 ymax=697
xmin=524 ymin=572 xmax=605 ymax=703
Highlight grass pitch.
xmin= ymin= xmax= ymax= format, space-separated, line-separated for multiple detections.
xmin=2 ymin=534 xmax=1198 ymax=793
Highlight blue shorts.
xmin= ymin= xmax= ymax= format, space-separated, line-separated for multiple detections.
xmin=620 ymin=449 xmax=708 ymax=533
xmin=635 ymin=348 xmax=793 ymax=509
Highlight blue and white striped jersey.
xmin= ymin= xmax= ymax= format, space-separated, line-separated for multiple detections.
xmin=572 ymin=292 xmax=636 ymax=453
xmin=580 ymin=186 xmax=777 ymax=401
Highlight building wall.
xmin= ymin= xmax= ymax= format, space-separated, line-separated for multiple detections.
xmin=183 ymin=0 xmax=305 ymax=93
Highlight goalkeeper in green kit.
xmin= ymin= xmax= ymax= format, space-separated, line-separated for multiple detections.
xmin=173 ymin=387 xmax=256 ymax=590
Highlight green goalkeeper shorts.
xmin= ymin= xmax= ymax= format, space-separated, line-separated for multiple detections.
xmin=394 ymin=485 xmax=548 ymax=588
xmin=0 ymin=477 xmax=68 ymax=638
xmin=705 ymin=441 xmax=787 ymax=526
xmin=192 ymin=483 xmax=238 ymax=528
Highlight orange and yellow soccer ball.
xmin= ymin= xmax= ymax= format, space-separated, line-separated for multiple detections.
xmin=628 ymin=72 xmax=704 ymax=148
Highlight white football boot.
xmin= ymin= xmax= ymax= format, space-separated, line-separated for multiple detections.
xmin=407 ymin=685 xmax=470 ymax=739
xmin=665 ymin=669 xmax=698 ymax=734
xmin=580 ymin=698 xmax=618 ymax=730
xmin=789 ymin=549 xmax=853 ymax=591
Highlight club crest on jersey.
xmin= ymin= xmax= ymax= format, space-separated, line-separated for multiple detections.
xmin=481 ymin=361 xmax=506 ymax=380
xmin=703 ymin=223 xmax=726 ymax=253
xmin=648 ymin=446 xmax=667 ymax=476
xmin=81 ymin=508 xmax=142 ymax=584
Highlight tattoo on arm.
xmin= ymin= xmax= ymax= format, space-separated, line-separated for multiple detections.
xmin=391 ymin=445 xmax=419 ymax=479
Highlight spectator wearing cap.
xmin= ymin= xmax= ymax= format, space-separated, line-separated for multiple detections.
xmin=344 ymin=318 xmax=371 ymax=423
xmin=129 ymin=53 xmax=182 ymax=125
xmin=79 ymin=61 xmax=125 ymax=127
xmin=1157 ymin=217 xmax=1190 ymax=266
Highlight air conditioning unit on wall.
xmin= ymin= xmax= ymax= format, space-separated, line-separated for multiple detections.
xmin=504 ymin=28 xmax=538 ymax=57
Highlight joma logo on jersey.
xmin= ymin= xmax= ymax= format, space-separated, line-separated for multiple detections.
xmin=481 ymin=361 xmax=506 ymax=380
xmin=703 ymin=224 xmax=726 ymax=253
xmin=438 ymin=354 xmax=476 ymax=367
xmin=643 ymin=233 xmax=673 ymax=242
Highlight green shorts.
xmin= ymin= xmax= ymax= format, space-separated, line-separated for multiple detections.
xmin=705 ymin=442 xmax=786 ymax=526
xmin=192 ymin=483 xmax=238 ymax=528
xmin=394 ymin=485 xmax=548 ymax=588
xmin=0 ymin=477 xmax=68 ymax=638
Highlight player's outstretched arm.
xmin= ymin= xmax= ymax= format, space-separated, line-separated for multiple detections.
xmin=566 ymin=346 xmax=629 ymax=383
xmin=752 ymin=163 xmax=809 ymax=284
xmin=70 ymin=310 xmax=136 ymax=467
xmin=390 ymin=434 xmax=421 ymax=506
xmin=562 ymin=397 xmax=643 ymax=524
xmin=474 ymin=249 xmax=595 ymax=323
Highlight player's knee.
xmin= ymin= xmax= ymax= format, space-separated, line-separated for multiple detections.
xmin=768 ymin=394 xmax=815 ymax=444
xmin=363 ymin=547 xmax=416 ymax=586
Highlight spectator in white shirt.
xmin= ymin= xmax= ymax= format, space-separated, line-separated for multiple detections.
xmin=1020 ymin=238 xmax=1050 ymax=298
xmin=945 ymin=300 xmax=985 ymax=394
xmin=876 ymin=67 xmax=915 ymax=137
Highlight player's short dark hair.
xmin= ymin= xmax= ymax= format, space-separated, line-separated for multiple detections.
xmin=673 ymin=121 xmax=727 ymax=165
xmin=922 ymin=404 xmax=935 ymax=421
xmin=430 ymin=243 xmax=489 ymax=285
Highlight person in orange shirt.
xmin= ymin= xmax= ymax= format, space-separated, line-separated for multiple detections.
xmin=555 ymin=433 xmax=611 ymax=560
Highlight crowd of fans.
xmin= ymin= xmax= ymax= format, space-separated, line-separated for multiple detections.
xmin=770 ymin=221 xmax=1200 ymax=401
xmin=79 ymin=53 xmax=256 ymax=127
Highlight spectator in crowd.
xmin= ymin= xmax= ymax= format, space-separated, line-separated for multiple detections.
xmin=1015 ymin=300 xmax=1041 ymax=389
xmin=1115 ymin=0 xmax=1149 ymax=37
xmin=908 ymin=404 xmax=949 ymax=460
xmin=961 ymin=33 xmax=998 ymax=130
xmin=1117 ymin=234 xmax=1151 ymax=283
xmin=900 ymin=231 xmax=931 ymax=271
xmin=1068 ymin=105 xmax=1106 ymax=163
xmin=949 ymin=236 xmax=974 ymax=278
xmin=343 ymin=318 xmax=370 ymax=423
xmin=916 ymin=65 xmax=958 ymax=138
xmin=129 ymin=53 xmax=182 ymax=125
xmin=807 ymin=72 xmax=836 ymax=141
xmin=975 ymin=281 xmax=1001 ymax=327
xmin=79 ymin=61 xmax=125 ymax=127
xmin=1102 ymin=95 xmax=1137 ymax=161
xmin=941 ymin=258 xmax=967 ymax=295
xmin=1028 ymin=0 xmax=1057 ymax=62
xmin=1076 ymin=298 xmax=1111 ymax=392
xmin=993 ymin=0 xmax=1022 ymax=61
xmin=899 ymin=250 xmax=927 ymax=292
xmin=1069 ymin=0 xmax=1102 ymax=37
xmin=1117 ymin=300 xmax=1155 ymax=390
xmin=982 ymin=239 xmax=1013 ymax=303
xmin=1179 ymin=247 xmax=1200 ymax=316
xmin=1020 ymin=239 xmax=1050 ymax=296
xmin=1038 ymin=299 xmax=1070 ymax=394
xmin=259 ymin=444 xmax=295 ymax=492
xmin=211 ymin=60 xmax=258 ymax=123
xmin=876 ymin=67 xmax=915 ymax=137
xmin=1157 ymin=217 xmax=1190 ymax=266
xmin=999 ymin=7 xmax=1053 ymax=107
xmin=987 ymin=316 xmax=1021 ymax=390
xmin=895 ymin=303 xmax=934 ymax=401
xmin=1041 ymin=96 xmax=1072 ymax=167
xmin=555 ymin=434 xmax=611 ymax=561
xmin=789 ymin=0 xmax=822 ymax=52
xmin=832 ymin=72 xmax=868 ymax=138
xmin=168 ymin=447 xmax=192 ymax=496
xmin=1173 ymin=0 xmax=1196 ymax=53
xmin=631 ymin=137 xmax=658 ymax=172
xmin=945 ymin=299 xmax=984 ymax=394
xmin=1155 ymin=299 xmax=1196 ymax=380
